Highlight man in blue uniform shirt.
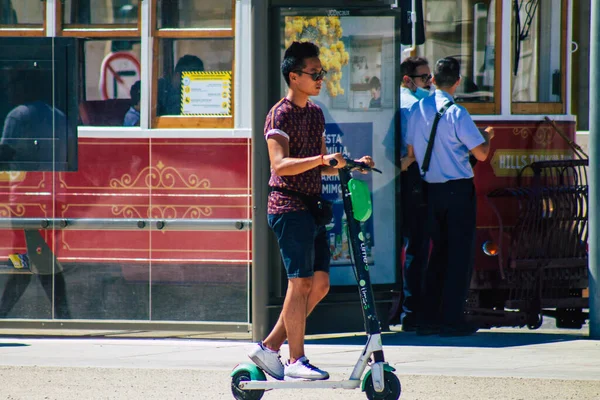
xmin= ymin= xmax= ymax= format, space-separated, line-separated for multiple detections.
xmin=384 ymin=57 xmax=432 ymax=165
xmin=383 ymin=57 xmax=432 ymax=331
xmin=384 ymin=57 xmax=432 ymax=331
xmin=406 ymin=57 xmax=494 ymax=336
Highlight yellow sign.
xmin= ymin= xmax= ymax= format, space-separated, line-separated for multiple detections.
xmin=180 ymin=71 xmax=232 ymax=116
xmin=0 ymin=171 xmax=26 ymax=182
xmin=490 ymin=150 xmax=573 ymax=177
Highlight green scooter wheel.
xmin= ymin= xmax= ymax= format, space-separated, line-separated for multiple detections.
xmin=363 ymin=370 xmax=401 ymax=399
xmin=231 ymin=369 xmax=265 ymax=400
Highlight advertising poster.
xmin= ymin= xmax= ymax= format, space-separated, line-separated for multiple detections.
xmin=322 ymin=122 xmax=374 ymax=268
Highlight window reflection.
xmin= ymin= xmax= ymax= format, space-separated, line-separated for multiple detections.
xmin=63 ymin=0 xmax=138 ymax=25
xmin=0 ymin=0 xmax=43 ymax=25
xmin=79 ymin=40 xmax=141 ymax=127
xmin=420 ymin=0 xmax=496 ymax=103
xmin=157 ymin=39 xmax=233 ymax=116
xmin=512 ymin=0 xmax=562 ymax=102
xmin=157 ymin=0 xmax=232 ymax=30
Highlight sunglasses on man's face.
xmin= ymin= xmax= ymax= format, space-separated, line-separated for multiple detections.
xmin=409 ymin=73 xmax=432 ymax=82
xmin=293 ymin=69 xmax=328 ymax=81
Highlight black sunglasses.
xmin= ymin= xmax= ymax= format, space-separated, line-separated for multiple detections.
xmin=293 ymin=69 xmax=328 ymax=81
xmin=409 ymin=73 xmax=432 ymax=81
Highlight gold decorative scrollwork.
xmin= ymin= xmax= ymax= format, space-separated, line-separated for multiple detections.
xmin=512 ymin=126 xmax=555 ymax=147
xmin=150 ymin=206 xmax=178 ymax=219
xmin=533 ymin=127 xmax=555 ymax=146
xmin=110 ymin=160 xmax=211 ymax=190
xmin=181 ymin=206 xmax=212 ymax=219
xmin=0 ymin=204 xmax=26 ymax=217
xmin=112 ymin=205 xmax=212 ymax=219
xmin=112 ymin=205 xmax=143 ymax=219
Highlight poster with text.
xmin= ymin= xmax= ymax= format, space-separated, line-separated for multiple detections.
xmin=180 ymin=71 xmax=231 ymax=116
xmin=322 ymin=122 xmax=374 ymax=271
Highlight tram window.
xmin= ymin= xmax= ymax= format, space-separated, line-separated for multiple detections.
xmin=62 ymin=0 xmax=139 ymax=26
xmin=512 ymin=0 xmax=565 ymax=112
xmin=155 ymin=38 xmax=233 ymax=118
xmin=78 ymin=40 xmax=142 ymax=127
xmin=156 ymin=0 xmax=233 ymax=30
xmin=0 ymin=0 xmax=44 ymax=25
xmin=419 ymin=0 xmax=499 ymax=111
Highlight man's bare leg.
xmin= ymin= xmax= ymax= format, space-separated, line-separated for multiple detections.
xmin=263 ymin=271 xmax=330 ymax=357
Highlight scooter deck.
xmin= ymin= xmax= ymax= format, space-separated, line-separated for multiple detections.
xmin=240 ymin=379 xmax=362 ymax=390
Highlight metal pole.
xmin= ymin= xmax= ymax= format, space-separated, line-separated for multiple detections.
xmin=589 ymin=0 xmax=600 ymax=339
xmin=251 ymin=0 xmax=270 ymax=342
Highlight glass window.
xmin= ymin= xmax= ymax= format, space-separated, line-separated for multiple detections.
xmin=419 ymin=0 xmax=498 ymax=109
xmin=512 ymin=0 xmax=564 ymax=105
xmin=0 ymin=0 xmax=43 ymax=25
xmin=153 ymin=1 xmax=235 ymax=128
xmin=62 ymin=0 xmax=139 ymax=26
xmin=79 ymin=40 xmax=142 ymax=127
xmin=0 ymin=37 xmax=78 ymax=171
xmin=155 ymin=38 xmax=234 ymax=119
xmin=157 ymin=0 xmax=233 ymax=30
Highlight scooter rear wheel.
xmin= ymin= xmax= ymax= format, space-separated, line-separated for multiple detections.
xmin=364 ymin=370 xmax=401 ymax=400
xmin=231 ymin=370 xmax=265 ymax=400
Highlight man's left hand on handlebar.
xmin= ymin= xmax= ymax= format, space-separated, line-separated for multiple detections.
xmin=355 ymin=155 xmax=375 ymax=174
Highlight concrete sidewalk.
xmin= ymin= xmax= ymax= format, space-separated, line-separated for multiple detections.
xmin=0 ymin=327 xmax=599 ymax=399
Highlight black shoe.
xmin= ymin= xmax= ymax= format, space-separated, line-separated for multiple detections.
xmin=416 ymin=325 xmax=440 ymax=336
xmin=401 ymin=317 xmax=418 ymax=332
xmin=439 ymin=324 xmax=478 ymax=337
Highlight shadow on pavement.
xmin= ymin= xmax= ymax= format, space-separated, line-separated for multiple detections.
xmin=0 ymin=342 xmax=29 ymax=347
xmin=305 ymin=330 xmax=590 ymax=348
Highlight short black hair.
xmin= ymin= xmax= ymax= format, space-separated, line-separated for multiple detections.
xmin=175 ymin=54 xmax=204 ymax=73
xmin=400 ymin=56 xmax=429 ymax=77
xmin=433 ymin=57 xmax=461 ymax=88
xmin=130 ymin=80 xmax=141 ymax=106
xmin=281 ymin=41 xmax=320 ymax=87
xmin=369 ymin=76 xmax=381 ymax=90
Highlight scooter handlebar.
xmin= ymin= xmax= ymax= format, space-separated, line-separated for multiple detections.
xmin=328 ymin=157 xmax=382 ymax=173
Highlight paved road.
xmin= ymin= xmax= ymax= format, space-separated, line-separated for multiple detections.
xmin=0 ymin=327 xmax=599 ymax=399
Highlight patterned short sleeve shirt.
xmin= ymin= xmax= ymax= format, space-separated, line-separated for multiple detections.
xmin=264 ymin=98 xmax=325 ymax=214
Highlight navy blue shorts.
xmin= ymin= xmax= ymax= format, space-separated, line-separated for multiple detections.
xmin=268 ymin=210 xmax=331 ymax=279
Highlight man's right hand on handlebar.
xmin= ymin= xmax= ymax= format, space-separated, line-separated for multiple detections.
xmin=324 ymin=153 xmax=346 ymax=169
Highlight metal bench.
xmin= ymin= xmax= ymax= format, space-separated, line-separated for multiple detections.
xmin=486 ymin=159 xmax=589 ymax=328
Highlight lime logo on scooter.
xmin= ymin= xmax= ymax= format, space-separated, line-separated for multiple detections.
xmin=359 ymin=284 xmax=370 ymax=310
xmin=358 ymin=232 xmax=370 ymax=270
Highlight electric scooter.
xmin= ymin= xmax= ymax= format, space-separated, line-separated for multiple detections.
xmin=231 ymin=158 xmax=401 ymax=400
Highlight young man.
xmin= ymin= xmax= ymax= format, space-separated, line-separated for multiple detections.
xmin=248 ymin=41 xmax=374 ymax=381
xmin=406 ymin=57 xmax=494 ymax=336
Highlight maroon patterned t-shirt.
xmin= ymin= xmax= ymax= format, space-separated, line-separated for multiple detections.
xmin=264 ymin=97 xmax=325 ymax=214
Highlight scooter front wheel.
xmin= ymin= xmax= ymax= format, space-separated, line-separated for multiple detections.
xmin=364 ymin=370 xmax=401 ymax=400
xmin=231 ymin=370 xmax=265 ymax=400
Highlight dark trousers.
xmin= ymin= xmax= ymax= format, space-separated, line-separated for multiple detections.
xmin=419 ymin=178 xmax=476 ymax=328
xmin=400 ymin=164 xmax=428 ymax=324
xmin=0 ymin=272 xmax=71 ymax=319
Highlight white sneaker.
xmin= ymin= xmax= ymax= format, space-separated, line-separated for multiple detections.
xmin=248 ymin=342 xmax=284 ymax=380
xmin=284 ymin=356 xmax=329 ymax=381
